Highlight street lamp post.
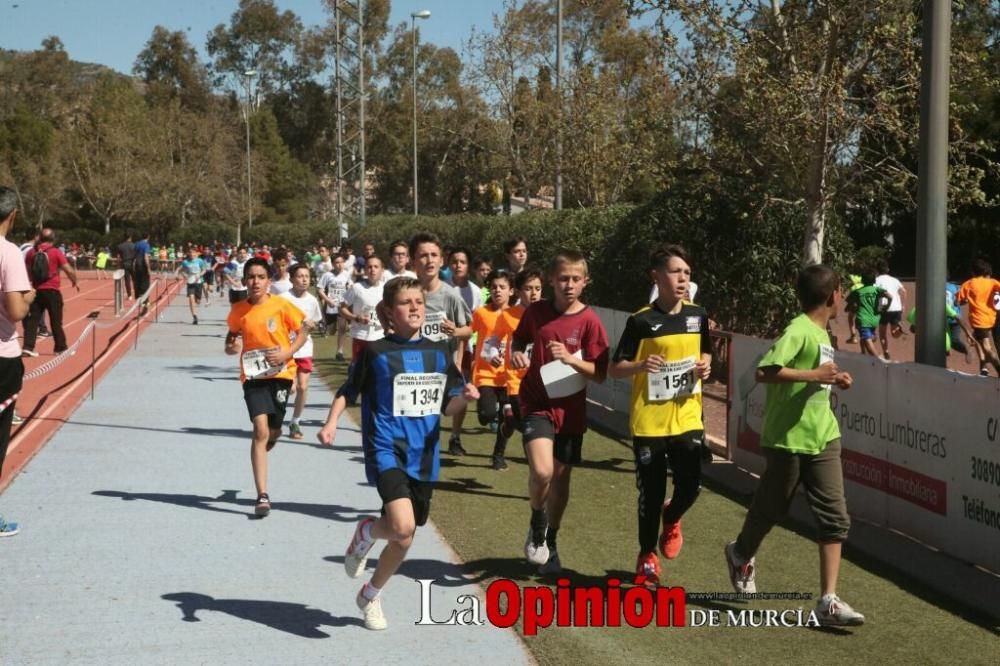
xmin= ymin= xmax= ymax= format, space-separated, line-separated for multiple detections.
xmin=411 ymin=10 xmax=431 ymax=217
xmin=244 ymin=69 xmax=257 ymax=234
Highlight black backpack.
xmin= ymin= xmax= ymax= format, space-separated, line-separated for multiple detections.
xmin=30 ymin=245 xmax=50 ymax=285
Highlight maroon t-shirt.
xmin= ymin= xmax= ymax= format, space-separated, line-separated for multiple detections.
xmin=513 ymin=301 xmax=609 ymax=434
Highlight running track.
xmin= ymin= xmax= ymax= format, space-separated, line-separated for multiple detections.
xmin=1 ymin=271 xmax=182 ymax=491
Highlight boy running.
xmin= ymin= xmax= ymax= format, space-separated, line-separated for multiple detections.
xmin=280 ymin=264 xmax=322 ymax=440
xmin=724 ymin=264 xmax=864 ymax=627
xmin=225 ymin=258 xmax=307 ymax=517
xmin=318 ymin=277 xmax=478 ymax=630
xmin=447 ymin=247 xmax=482 ymax=445
xmin=875 ymin=259 xmax=907 ymax=360
xmin=269 ymin=249 xmax=292 ymax=296
xmin=957 ymin=258 xmax=1000 ymax=376
xmin=609 ymin=245 xmax=711 ymax=587
xmin=490 ymin=267 xmax=544 ymax=470
xmin=470 ymin=269 xmax=515 ymax=467
xmin=844 ymin=269 xmax=887 ymax=358
xmin=341 ymin=256 xmax=385 ymax=359
xmin=511 ymin=251 xmax=609 ymax=574
xmin=409 ymin=233 xmax=472 ymax=456
xmin=318 ymin=254 xmax=352 ymax=361
xmin=176 ymin=247 xmax=207 ymax=325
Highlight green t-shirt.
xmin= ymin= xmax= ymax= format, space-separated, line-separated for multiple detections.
xmin=906 ymin=305 xmax=957 ymax=352
xmin=848 ymin=284 xmax=884 ymax=329
xmin=757 ymin=314 xmax=840 ymax=455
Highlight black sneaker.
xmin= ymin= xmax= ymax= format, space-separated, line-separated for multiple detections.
xmin=491 ymin=455 xmax=508 ymax=471
xmin=448 ymin=435 xmax=467 ymax=456
xmin=981 ymin=368 xmax=990 ymax=377
xmin=193 ymin=316 xmax=199 ymax=325
xmin=38 ymin=329 xmax=51 ymax=338
xmin=335 ymin=352 xmax=345 ymax=362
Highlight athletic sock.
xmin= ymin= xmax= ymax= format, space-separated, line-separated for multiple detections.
xmin=545 ymin=527 xmax=559 ymax=551
xmin=530 ymin=508 xmax=548 ymax=545
xmin=360 ymin=520 xmax=374 ymax=544
xmin=291 ymin=417 xmax=300 ymax=426
xmin=362 ymin=582 xmax=381 ymax=601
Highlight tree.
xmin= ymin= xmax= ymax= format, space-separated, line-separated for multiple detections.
xmin=134 ymin=26 xmax=211 ymax=111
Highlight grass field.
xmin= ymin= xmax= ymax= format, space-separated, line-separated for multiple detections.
xmin=313 ymin=336 xmax=999 ymax=664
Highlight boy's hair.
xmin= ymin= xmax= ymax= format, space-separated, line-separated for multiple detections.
xmin=272 ymin=248 xmax=289 ymax=262
xmin=548 ymin=250 xmax=589 ymax=277
xmin=486 ymin=268 xmax=513 ymax=289
xmin=649 ymin=244 xmax=690 ymax=270
xmin=363 ymin=255 xmax=383 ymax=269
xmin=473 ymin=256 xmax=491 ymax=269
xmin=515 ymin=266 xmax=544 ymax=290
xmin=503 ymin=237 xmax=527 ymax=255
xmin=448 ymin=247 xmax=471 ymax=262
xmin=408 ymin=232 xmax=443 ymax=257
xmin=972 ymin=257 xmax=992 ymax=277
xmin=290 ymin=263 xmax=311 ymax=278
xmin=340 ymin=241 xmax=353 ymax=252
xmin=860 ymin=267 xmax=877 ymax=285
xmin=383 ymin=276 xmax=423 ymax=306
xmin=797 ymin=264 xmax=840 ymax=311
xmin=389 ymin=239 xmax=408 ymax=254
xmin=243 ymin=257 xmax=270 ymax=278
xmin=876 ymin=258 xmax=889 ymax=275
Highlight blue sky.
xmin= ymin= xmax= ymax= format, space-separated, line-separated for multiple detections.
xmin=2 ymin=1 xmax=504 ymax=74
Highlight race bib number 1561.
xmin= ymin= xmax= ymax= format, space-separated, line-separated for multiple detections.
xmin=647 ymin=356 xmax=701 ymax=402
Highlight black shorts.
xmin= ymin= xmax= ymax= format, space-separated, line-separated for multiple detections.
xmin=243 ymin=379 xmax=292 ymax=430
xmin=324 ymin=311 xmax=340 ymax=327
xmin=522 ymin=414 xmax=583 ymax=465
xmin=229 ymin=289 xmax=248 ymax=304
xmin=186 ymin=283 xmax=203 ymax=300
xmin=203 ymin=271 xmax=215 ymax=285
xmin=974 ymin=327 xmax=994 ymax=342
xmin=880 ymin=311 xmax=902 ymax=326
xmin=376 ymin=467 xmax=433 ymax=526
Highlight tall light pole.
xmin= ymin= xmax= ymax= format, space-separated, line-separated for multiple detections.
xmin=244 ymin=69 xmax=257 ymax=233
xmin=411 ymin=10 xmax=431 ymax=217
xmin=555 ymin=0 xmax=563 ymax=210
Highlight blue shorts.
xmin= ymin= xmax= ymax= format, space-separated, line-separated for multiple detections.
xmin=859 ymin=327 xmax=877 ymax=341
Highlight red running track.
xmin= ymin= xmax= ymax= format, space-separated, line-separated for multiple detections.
xmin=0 ymin=272 xmax=182 ymax=492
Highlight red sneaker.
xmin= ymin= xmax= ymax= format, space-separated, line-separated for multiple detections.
xmin=634 ymin=551 xmax=661 ymax=587
xmin=660 ymin=519 xmax=683 ymax=560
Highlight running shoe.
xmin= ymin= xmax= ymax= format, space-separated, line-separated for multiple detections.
xmin=539 ymin=550 xmax=562 ymax=575
xmin=11 ymin=413 xmax=23 ymax=425
xmin=815 ymin=594 xmax=865 ymax=626
xmin=335 ymin=352 xmax=345 ymax=362
xmin=192 ymin=315 xmax=198 ymax=325
xmin=345 ymin=517 xmax=376 ymax=578
xmin=254 ymin=493 xmax=271 ymax=517
xmin=981 ymin=368 xmax=990 ymax=377
xmin=21 ymin=349 xmax=38 ymax=358
xmin=491 ymin=454 xmax=508 ymax=471
xmin=289 ymin=423 xmax=304 ymax=440
xmin=724 ymin=541 xmax=757 ymax=593
xmin=660 ymin=505 xmax=683 ymax=560
xmin=356 ymin=585 xmax=388 ymax=630
xmin=38 ymin=329 xmax=51 ymax=338
xmin=524 ymin=526 xmax=549 ymax=565
xmin=0 ymin=516 xmax=19 ymax=537
xmin=634 ymin=551 xmax=661 ymax=587
xmin=447 ymin=434 xmax=467 ymax=456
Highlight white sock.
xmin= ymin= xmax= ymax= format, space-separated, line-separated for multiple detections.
xmin=362 ymin=582 xmax=381 ymax=601
xmin=291 ymin=417 xmax=300 ymax=426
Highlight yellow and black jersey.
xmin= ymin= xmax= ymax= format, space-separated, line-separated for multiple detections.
xmin=612 ymin=301 xmax=711 ymax=437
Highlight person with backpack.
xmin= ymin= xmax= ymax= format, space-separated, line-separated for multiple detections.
xmin=22 ymin=228 xmax=78 ymax=357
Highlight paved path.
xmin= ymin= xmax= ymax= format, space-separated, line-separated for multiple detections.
xmin=0 ymin=296 xmax=531 ymax=665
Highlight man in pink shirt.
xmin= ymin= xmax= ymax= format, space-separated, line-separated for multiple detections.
xmin=0 ymin=187 xmax=37 ymax=537
xmin=22 ymin=227 xmax=78 ymax=357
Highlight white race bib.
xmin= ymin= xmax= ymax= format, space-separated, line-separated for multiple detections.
xmin=422 ymin=311 xmax=448 ymax=342
xmin=242 ymin=347 xmax=282 ymax=379
xmin=480 ymin=335 xmax=506 ymax=362
xmin=819 ymin=344 xmax=835 ymax=390
xmin=361 ymin=307 xmax=383 ymax=335
xmin=393 ymin=372 xmax=448 ymax=417
xmin=647 ymin=356 xmax=701 ymax=402
xmin=327 ymin=283 xmax=346 ymax=304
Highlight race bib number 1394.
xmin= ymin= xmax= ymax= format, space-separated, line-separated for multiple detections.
xmin=393 ymin=372 xmax=448 ymax=417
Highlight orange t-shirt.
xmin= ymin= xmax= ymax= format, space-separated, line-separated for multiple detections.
xmin=502 ymin=305 xmax=527 ymax=396
xmin=957 ymin=277 xmax=1000 ymax=329
xmin=471 ymin=305 xmax=513 ymax=388
xmin=227 ymin=295 xmax=304 ymax=382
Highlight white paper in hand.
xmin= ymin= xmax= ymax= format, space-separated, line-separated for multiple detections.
xmin=540 ymin=350 xmax=586 ymax=399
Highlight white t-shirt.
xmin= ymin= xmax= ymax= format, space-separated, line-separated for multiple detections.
xmin=317 ymin=270 xmax=352 ymax=314
xmin=649 ymin=281 xmax=699 ymax=304
xmin=280 ymin=291 xmax=323 ymax=359
xmin=344 ymin=280 xmax=385 ymax=341
xmin=385 ymin=268 xmax=417 ymax=281
xmin=228 ymin=259 xmax=248 ymax=293
xmin=0 ymin=236 xmax=31 ymax=358
xmin=875 ymin=274 xmax=904 ymax=312
xmin=270 ymin=276 xmax=292 ymax=296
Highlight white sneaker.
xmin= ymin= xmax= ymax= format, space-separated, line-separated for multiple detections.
xmin=725 ymin=541 xmax=757 ymax=593
xmin=344 ymin=517 xmax=376 ymax=578
xmin=21 ymin=349 xmax=38 ymax=358
xmin=815 ymin=594 xmax=865 ymax=626
xmin=355 ymin=585 xmax=388 ymax=630
xmin=524 ymin=527 xmax=549 ymax=565
xmin=539 ymin=551 xmax=562 ymax=575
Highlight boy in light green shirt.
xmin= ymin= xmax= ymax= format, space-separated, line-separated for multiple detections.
xmin=725 ymin=264 xmax=865 ymax=627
